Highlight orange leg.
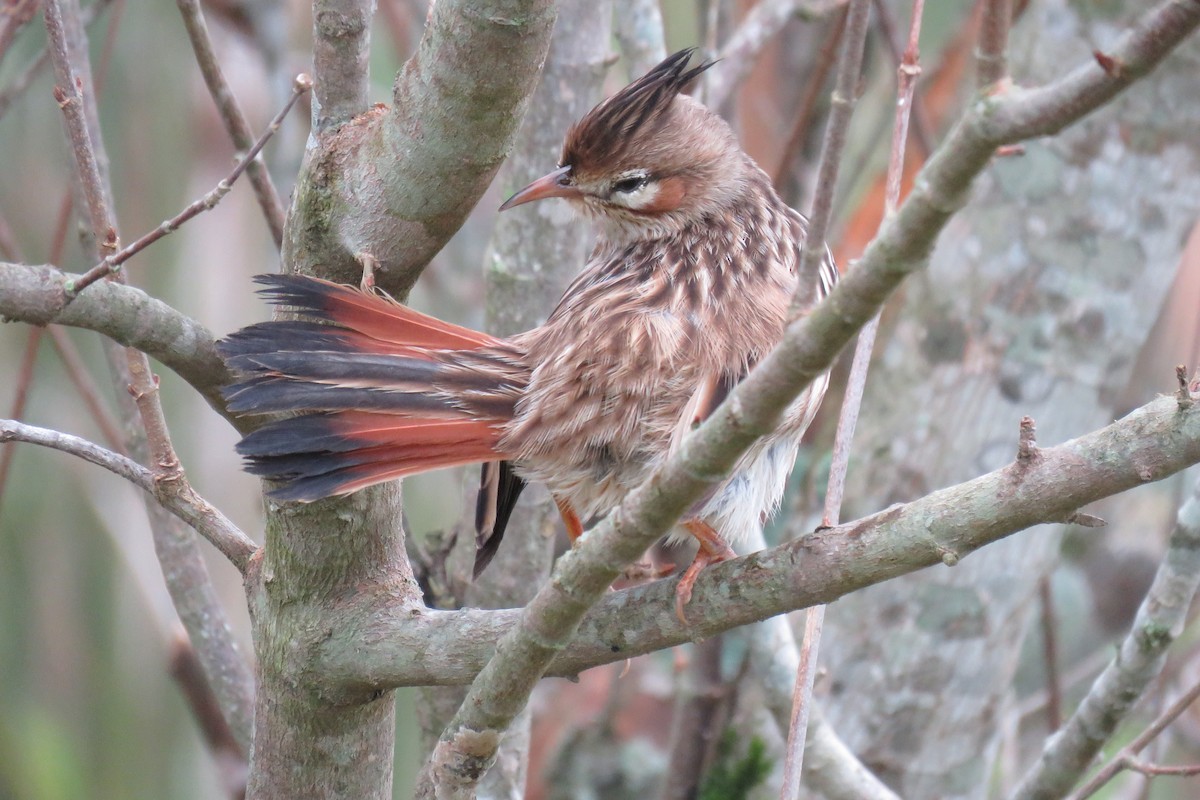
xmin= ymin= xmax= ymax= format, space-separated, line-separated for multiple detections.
xmin=554 ymin=495 xmax=584 ymax=543
xmin=675 ymin=520 xmax=737 ymax=624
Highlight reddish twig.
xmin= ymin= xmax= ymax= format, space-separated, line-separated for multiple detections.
xmin=167 ymin=630 xmax=250 ymax=799
xmin=0 ymin=0 xmax=112 ymax=122
xmin=783 ymin=2 xmax=925 ymax=795
xmin=0 ymin=0 xmax=40 ymax=67
xmin=0 ymin=329 xmax=45 ymax=512
xmin=790 ymin=0 xmax=871 ymax=313
xmin=65 ymin=73 xmax=310 ymax=298
xmin=1071 ymin=676 xmax=1200 ymax=799
xmin=1037 ymin=575 xmax=1063 ymax=731
xmin=977 ymin=0 xmax=1013 ymax=88
xmin=46 ymin=326 xmax=127 ymax=451
xmin=871 ymin=0 xmax=935 ymax=157
xmin=175 ymin=0 xmax=287 ymax=246
xmin=707 ymin=0 xmax=851 ymax=109
xmin=773 ymin=8 xmax=847 ymax=193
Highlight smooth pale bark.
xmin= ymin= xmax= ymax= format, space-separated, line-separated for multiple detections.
xmin=819 ymin=3 xmax=1200 ymax=797
xmin=283 ymin=0 xmax=558 ymax=299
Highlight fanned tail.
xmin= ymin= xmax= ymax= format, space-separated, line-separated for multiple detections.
xmin=219 ymin=274 xmax=525 ymax=502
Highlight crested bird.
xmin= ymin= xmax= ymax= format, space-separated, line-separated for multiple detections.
xmin=220 ymin=49 xmax=838 ymax=620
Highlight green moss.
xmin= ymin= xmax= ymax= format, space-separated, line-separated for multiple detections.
xmin=698 ymin=732 xmax=772 ymax=800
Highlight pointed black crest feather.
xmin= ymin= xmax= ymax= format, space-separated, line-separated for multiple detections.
xmin=561 ymin=48 xmax=715 ymax=171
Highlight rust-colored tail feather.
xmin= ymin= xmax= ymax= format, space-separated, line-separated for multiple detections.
xmin=220 ymin=275 xmax=520 ymax=502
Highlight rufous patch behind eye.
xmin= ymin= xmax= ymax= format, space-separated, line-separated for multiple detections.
xmin=638 ymin=176 xmax=687 ymax=214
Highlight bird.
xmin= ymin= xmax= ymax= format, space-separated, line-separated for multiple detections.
xmin=219 ymin=49 xmax=838 ymax=621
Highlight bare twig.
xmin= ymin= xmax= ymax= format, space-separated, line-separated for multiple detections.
xmin=773 ymin=8 xmax=847 ymax=194
xmin=0 ymin=419 xmax=257 ymax=568
xmin=872 ymin=0 xmax=935 ymax=155
xmin=744 ymin=557 xmax=899 ymax=800
xmin=0 ymin=329 xmax=44 ymax=511
xmin=66 ymin=74 xmax=310 ymax=298
xmin=167 ymin=631 xmax=250 ymax=799
xmin=1013 ymin=470 xmax=1200 ymax=800
xmin=43 ymin=0 xmax=255 ymax=751
xmin=660 ymin=636 xmax=728 ymax=800
xmin=1037 ymin=575 xmax=1063 ymax=731
xmin=781 ymin=604 xmax=826 ymax=799
xmin=1070 ymin=675 xmax=1200 ymax=799
xmin=46 ymin=326 xmax=127 ymax=450
xmin=0 ymin=0 xmax=40 ymax=67
xmin=0 ymin=0 xmax=111 ymax=122
xmin=324 ymin=392 xmax=1200 ymax=687
xmin=707 ymin=0 xmax=851 ymax=109
xmin=791 ymin=0 xmax=871 ymax=313
xmin=175 ymin=0 xmax=287 ymax=245
xmin=977 ymin=0 xmax=1013 ymax=88
xmin=783 ymin=2 xmax=924 ymax=792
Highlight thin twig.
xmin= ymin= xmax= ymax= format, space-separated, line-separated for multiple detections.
xmin=167 ymin=630 xmax=250 ymax=798
xmin=707 ymin=0 xmax=851 ymax=109
xmin=0 ymin=330 xmax=44 ymax=512
xmin=1071 ymin=676 xmax=1200 ymax=799
xmin=782 ymin=2 xmax=924 ymax=794
xmin=773 ymin=8 xmax=847 ymax=193
xmin=791 ymin=0 xmax=872 ymax=313
xmin=1014 ymin=470 xmax=1200 ymax=800
xmin=872 ymin=0 xmax=935 ymax=155
xmin=977 ymin=0 xmax=1013 ymax=88
xmin=175 ymin=0 xmax=287 ymax=245
xmin=1037 ymin=575 xmax=1062 ymax=731
xmin=46 ymin=326 xmax=127 ymax=451
xmin=0 ymin=419 xmax=257 ymax=568
xmin=66 ymin=73 xmax=310 ymax=298
xmin=43 ymin=0 xmax=255 ymax=750
xmin=660 ymin=636 xmax=728 ymax=800
xmin=0 ymin=0 xmax=113 ymax=123
xmin=0 ymin=0 xmax=40 ymax=68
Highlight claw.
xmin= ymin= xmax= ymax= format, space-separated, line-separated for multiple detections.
xmin=674 ymin=520 xmax=736 ymax=624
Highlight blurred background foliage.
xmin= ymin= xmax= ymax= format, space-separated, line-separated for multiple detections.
xmin=2 ymin=0 xmax=1199 ymax=798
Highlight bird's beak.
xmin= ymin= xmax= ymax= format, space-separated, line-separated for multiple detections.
xmin=500 ymin=165 xmax=580 ymax=211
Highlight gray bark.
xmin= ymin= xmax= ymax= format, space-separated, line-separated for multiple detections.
xmin=817 ymin=3 xmax=1200 ymax=797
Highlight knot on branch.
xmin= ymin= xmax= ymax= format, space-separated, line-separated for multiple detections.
xmin=1176 ymin=364 xmax=1197 ymax=411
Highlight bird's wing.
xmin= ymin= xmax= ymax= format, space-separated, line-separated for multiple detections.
xmin=473 ymin=460 xmax=528 ymax=578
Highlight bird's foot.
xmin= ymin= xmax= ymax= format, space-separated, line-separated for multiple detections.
xmin=674 ymin=535 xmax=736 ymax=625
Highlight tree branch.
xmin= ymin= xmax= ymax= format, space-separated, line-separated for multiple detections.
xmin=1012 ymin=470 xmax=1200 ymax=800
xmin=0 ymin=419 xmax=257 ymax=570
xmin=284 ymin=0 xmax=558 ymax=298
xmin=0 ymin=262 xmax=238 ymax=424
xmin=322 ymin=393 xmax=1200 ymax=686
xmin=403 ymin=2 xmax=1200 ymax=791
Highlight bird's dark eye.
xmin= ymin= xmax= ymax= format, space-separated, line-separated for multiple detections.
xmin=612 ymin=175 xmax=649 ymax=194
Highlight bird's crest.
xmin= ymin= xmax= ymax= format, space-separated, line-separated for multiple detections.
xmin=561 ymin=48 xmax=715 ymax=172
